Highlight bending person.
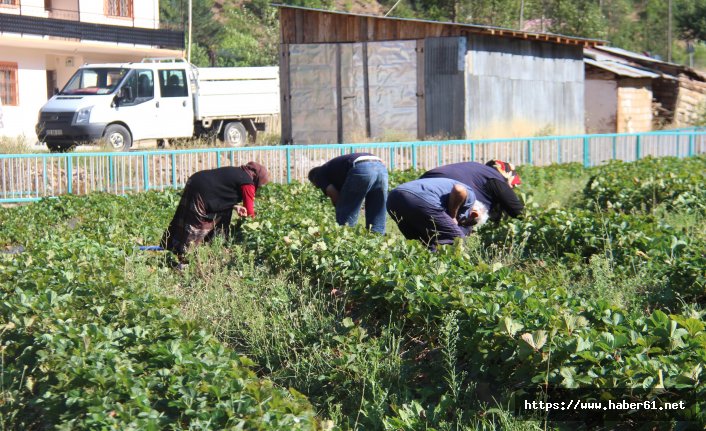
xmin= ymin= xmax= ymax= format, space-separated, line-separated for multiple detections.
xmin=308 ymin=153 xmax=388 ymax=234
xmin=161 ymin=162 xmax=269 ymax=261
xmin=387 ymin=178 xmax=484 ymax=250
xmin=420 ymin=159 xmax=524 ymax=224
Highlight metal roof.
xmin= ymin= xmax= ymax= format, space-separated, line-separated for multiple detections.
xmin=275 ymin=4 xmax=607 ymax=46
xmin=592 ymin=46 xmax=678 ymax=66
xmin=585 ymin=58 xmax=661 ymax=79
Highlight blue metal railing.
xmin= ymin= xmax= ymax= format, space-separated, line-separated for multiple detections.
xmin=1 ymin=129 xmax=705 ymax=203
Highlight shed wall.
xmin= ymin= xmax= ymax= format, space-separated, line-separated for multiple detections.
xmin=465 ymin=35 xmax=585 ymax=139
xmin=616 ymin=78 xmax=652 ymax=133
xmin=674 ymin=75 xmax=706 ymax=126
xmin=284 ymin=40 xmax=417 ymax=144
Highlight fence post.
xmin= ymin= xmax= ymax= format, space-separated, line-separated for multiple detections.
xmin=437 ymin=145 xmax=442 ymax=166
xmin=389 ymin=147 xmax=395 ymax=170
xmin=42 ymin=157 xmax=48 ymax=195
xmin=143 ymin=154 xmax=149 ymax=191
xmin=67 ymin=155 xmax=73 ymax=194
xmin=526 ymin=139 xmax=533 ymax=165
xmin=688 ymin=134 xmax=695 ymax=157
xmin=635 ymin=134 xmax=642 ymax=161
xmin=412 ymin=144 xmax=418 ymax=170
xmin=612 ymin=135 xmax=617 ymax=160
xmin=216 ymin=149 xmax=222 ymax=168
xmin=171 ymin=153 xmax=177 ymax=188
xmin=109 ymin=155 xmax=115 ymax=191
xmin=286 ymin=147 xmax=292 ymax=183
xmin=583 ymin=136 xmax=590 ymax=167
xmin=557 ymin=139 xmax=562 ymax=164
xmin=471 ymin=142 xmax=475 ymax=162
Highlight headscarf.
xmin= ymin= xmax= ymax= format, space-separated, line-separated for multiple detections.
xmin=241 ymin=161 xmax=270 ymax=188
xmin=486 ymin=159 xmax=521 ymax=187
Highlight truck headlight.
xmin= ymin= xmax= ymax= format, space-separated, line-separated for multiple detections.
xmin=74 ymin=106 xmax=93 ymax=125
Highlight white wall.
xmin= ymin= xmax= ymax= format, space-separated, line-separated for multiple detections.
xmin=79 ymin=0 xmax=158 ymax=28
xmin=0 ymin=48 xmax=47 ymax=141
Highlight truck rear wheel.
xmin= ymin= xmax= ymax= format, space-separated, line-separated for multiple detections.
xmin=103 ymin=124 xmax=132 ymax=152
xmin=223 ymin=121 xmax=247 ymax=147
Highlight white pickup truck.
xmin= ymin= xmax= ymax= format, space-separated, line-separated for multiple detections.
xmin=36 ymin=59 xmax=279 ymax=151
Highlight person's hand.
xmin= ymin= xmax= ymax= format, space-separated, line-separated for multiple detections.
xmin=234 ymin=205 xmax=248 ymax=217
xmin=452 ymin=217 xmax=458 ymax=225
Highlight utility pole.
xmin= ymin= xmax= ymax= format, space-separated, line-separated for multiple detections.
xmin=187 ymin=0 xmax=193 ymax=62
xmin=667 ymin=0 xmax=672 ymax=62
xmin=519 ymin=0 xmax=525 ymax=30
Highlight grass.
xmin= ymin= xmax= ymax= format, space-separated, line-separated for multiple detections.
xmin=0 ymin=136 xmax=36 ymax=154
xmin=126 ymin=236 xmax=542 ymax=430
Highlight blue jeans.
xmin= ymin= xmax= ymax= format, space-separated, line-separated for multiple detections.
xmin=336 ymin=161 xmax=388 ymax=234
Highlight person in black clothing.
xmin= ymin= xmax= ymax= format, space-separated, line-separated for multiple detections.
xmin=161 ymin=162 xmax=269 ymax=261
xmin=308 ymin=152 xmax=388 ymax=234
xmin=420 ymin=160 xmax=524 ymax=226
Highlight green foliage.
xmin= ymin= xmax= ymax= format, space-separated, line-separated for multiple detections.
xmin=0 ymin=193 xmax=317 ymax=430
xmin=2 ymin=157 xmax=706 ymax=429
xmin=675 ymin=0 xmax=706 ymax=42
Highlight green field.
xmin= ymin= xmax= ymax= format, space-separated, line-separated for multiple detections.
xmin=1 ymin=156 xmax=705 ymax=430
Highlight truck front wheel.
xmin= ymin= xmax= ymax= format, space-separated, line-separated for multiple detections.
xmin=223 ymin=121 xmax=247 ymax=147
xmin=103 ymin=124 xmax=132 ymax=152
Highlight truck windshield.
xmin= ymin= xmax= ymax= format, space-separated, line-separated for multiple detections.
xmin=60 ymin=68 xmax=128 ymax=95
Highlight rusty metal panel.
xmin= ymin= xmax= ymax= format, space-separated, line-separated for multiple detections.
xmin=340 ymin=43 xmax=367 ymax=142
xmin=466 ymin=35 xmax=585 ymax=139
xmin=289 ymin=44 xmax=338 ymax=144
xmin=367 ymin=40 xmax=417 ymax=140
xmin=425 ymin=37 xmax=466 ymax=138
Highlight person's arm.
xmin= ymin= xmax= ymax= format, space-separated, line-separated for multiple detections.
xmin=324 ymin=184 xmax=339 ymax=206
xmin=485 ymin=179 xmax=524 ymax=218
xmin=239 ymin=184 xmax=256 ymax=217
xmin=447 ymin=184 xmax=469 ymax=222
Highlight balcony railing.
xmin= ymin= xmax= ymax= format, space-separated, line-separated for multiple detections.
xmin=0 ymin=13 xmax=184 ymax=50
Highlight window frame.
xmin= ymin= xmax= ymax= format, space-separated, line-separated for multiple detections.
xmin=104 ymin=0 xmax=133 ymax=19
xmin=0 ymin=0 xmax=20 ymax=8
xmin=0 ymin=62 xmax=19 ymax=107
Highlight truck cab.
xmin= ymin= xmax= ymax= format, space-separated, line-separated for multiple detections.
xmin=37 ymin=61 xmax=195 ymax=152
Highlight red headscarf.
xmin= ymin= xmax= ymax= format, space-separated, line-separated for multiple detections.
xmin=486 ymin=160 xmax=522 ymax=187
xmin=241 ymin=162 xmax=270 ymax=189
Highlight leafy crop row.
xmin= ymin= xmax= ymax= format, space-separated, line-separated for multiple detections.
xmin=231 ymin=157 xmax=706 ymax=426
xmin=1 ymin=155 xmax=704 ymax=429
xmin=0 ymin=195 xmax=317 ymax=430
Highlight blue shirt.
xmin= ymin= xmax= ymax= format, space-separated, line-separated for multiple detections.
xmin=396 ymin=178 xmax=475 ymax=217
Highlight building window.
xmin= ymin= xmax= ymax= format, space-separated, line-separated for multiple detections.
xmin=105 ymin=0 xmax=132 ymax=18
xmin=0 ymin=63 xmax=19 ymax=106
xmin=0 ymin=0 xmax=20 ymax=7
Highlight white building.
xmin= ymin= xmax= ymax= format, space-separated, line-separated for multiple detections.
xmin=0 ymin=0 xmax=184 ymax=141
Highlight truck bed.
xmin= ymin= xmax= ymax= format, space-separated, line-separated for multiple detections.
xmin=193 ymin=66 xmax=280 ymax=120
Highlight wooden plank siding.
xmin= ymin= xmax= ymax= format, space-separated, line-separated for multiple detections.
xmin=279 ymin=6 xmax=604 ymax=47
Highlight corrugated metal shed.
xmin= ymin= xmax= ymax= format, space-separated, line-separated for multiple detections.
xmin=278 ymin=6 xmax=604 ymax=144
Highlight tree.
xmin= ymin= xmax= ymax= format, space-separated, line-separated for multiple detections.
xmin=675 ymin=0 xmax=706 ymax=41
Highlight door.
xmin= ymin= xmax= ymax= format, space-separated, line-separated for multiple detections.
xmin=425 ymin=37 xmax=466 ymax=139
xmin=156 ymin=69 xmax=194 ymax=138
xmin=46 ymin=70 xmax=57 ymax=100
xmin=114 ymin=69 xmax=160 ymax=141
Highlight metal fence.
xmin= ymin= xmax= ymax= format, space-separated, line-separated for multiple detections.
xmin=1 ymin=130 xmax=705 ymax=203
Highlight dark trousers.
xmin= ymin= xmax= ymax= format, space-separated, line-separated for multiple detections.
xmin=386 ymin=189 xmax=464 ymax=250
